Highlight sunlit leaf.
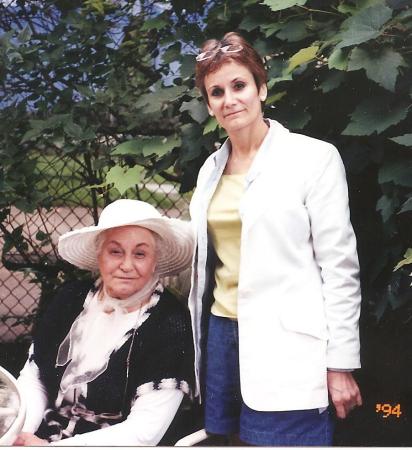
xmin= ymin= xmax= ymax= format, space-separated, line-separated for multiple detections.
xmin=267 ymin=73 xmax=293 ymax=88
xmin=203 ymin=117 xmax=219 ymax=135
xmin=262 ymin=0 xmax=307 ymax=11
xmin=111 ymin=140 xmax=143 ymax=156
xmin=105 ymin=165 xmax=143 ymax=195
xmin=266 ymin=91 xmax=287 ymax=104
xmin=287 ymin=45 xmax=319 ymax=72
xmin=337 ymin=4 xmax=357 ymax=14
xmin=84 ymin=0 xmax=105 ymax=14
xmin=394 ymin=248 xmax=412 ymax=271
xmin=142 ymin=136 xmax=181 ymax=157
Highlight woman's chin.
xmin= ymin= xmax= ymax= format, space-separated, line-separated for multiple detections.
xmin=107 ymin=287 xmax=137 ymax=300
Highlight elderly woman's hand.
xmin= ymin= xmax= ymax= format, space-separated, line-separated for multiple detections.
xmin=13 ymin=432 xmax=48 ymax=446
xmin=327 ymin=371 xmax=362 ymax=419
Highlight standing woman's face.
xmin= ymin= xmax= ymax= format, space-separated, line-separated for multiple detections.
xmin=204 ymin=60 xmax=267 ymax=134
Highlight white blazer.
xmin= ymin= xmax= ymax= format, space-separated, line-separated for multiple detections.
xmin=188 ymin=119 xmax=361 ymax=411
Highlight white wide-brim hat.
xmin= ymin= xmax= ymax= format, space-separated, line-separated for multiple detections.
xmin=58 ymin=199 xmax=194 ymax=277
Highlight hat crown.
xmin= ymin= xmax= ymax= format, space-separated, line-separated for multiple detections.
xmin=98 ymin=199 xmax=161 ymax=228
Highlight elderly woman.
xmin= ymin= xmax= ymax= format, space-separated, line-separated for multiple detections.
xmin=14 ymin=199 xmax=195 ymax=446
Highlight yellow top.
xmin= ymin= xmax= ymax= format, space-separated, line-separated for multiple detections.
xmin=207 ymin=174 xmax=244 ymax=319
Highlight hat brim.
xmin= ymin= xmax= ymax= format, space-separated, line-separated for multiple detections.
xmin=58 ymin=217 xmax=194 ymax=277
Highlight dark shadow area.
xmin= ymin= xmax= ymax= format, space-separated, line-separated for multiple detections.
xmin=334 ymin=312 xmax=412 ymax=446
xmin=0 ymin=340 xmax=30 ymax=378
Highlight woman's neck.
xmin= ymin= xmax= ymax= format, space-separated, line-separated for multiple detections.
xmin=225 ymin=118 xmax=269 ymax=175
xmin=99 ymin=275 xmax=160 ymax=314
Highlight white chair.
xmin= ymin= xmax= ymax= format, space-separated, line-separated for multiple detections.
xmin=174 ymin=428 xmax=208 ymax=446
xmin=0 ymin=365 xmax=26 ymax=445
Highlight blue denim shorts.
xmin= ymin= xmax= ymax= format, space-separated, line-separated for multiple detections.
xmin=204 ymin=314 xmax=334 ymax=446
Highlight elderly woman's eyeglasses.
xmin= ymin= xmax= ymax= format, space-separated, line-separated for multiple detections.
xmin=196 ymin=44 xmax=243 ymax=62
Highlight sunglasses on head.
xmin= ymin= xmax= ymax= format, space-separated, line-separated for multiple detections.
xmin=196 ymin=44 xmax=243 ymax=62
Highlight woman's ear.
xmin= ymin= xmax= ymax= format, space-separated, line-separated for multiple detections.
xmin=207 ymin=105 xmax=214 ymax=116
xmin=259 ymin=84 xmax=268 ymax=102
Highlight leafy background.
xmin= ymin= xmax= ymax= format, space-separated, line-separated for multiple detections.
xmin=0 ymin=0 xmax=411 ymax=445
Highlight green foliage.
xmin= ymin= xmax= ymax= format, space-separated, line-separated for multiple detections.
xmin=394 ymin=248 xmax=412 ymax=271
xmin=1 ymin=0 xmax=411 ymax=324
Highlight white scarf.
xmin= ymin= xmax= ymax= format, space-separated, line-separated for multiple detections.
xmin=55 ymin=278 xmax=162 ymax=403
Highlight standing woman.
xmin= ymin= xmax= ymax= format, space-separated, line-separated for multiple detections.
xmin=188 ymin=32 xmax=362 ymax=446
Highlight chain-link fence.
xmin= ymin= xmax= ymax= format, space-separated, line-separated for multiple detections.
xmin=0 ymin=152 xmax=191 ymax=342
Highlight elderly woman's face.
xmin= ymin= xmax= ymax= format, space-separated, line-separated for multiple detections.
xmin=97 ymin=225 xmax=157 ymax=299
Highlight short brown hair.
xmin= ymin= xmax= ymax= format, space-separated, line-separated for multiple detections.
xmin=195 ymin=32 xmax=267 ymax=104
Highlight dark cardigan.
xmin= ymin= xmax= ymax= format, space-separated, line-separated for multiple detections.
xmin=31 ymin=280 xmax=195 ymax=442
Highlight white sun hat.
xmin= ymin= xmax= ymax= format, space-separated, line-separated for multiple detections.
xmin=58 ymin=199 xmax=194 ymax=277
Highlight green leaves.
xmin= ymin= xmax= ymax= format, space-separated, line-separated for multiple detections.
xmin=203 ymin=117 xmax=219 ymax=135
xmin=180 ymin=98 xmax=209 ymax=124
xmin=141 ymin=16 xmax=169 ymax=31
xmin=262 ymin=0 xmax=307 ymax=11
xmin=141 ymin=136 xmax=181 ymax=158
xmin=105 ymin=165 xmax=143 ymax=195
xmin=112 ymin=136 xmax=181 ymax=158
xmin=399 ymin=198 xmax=412 ymax=214
xmin=394 ymin=249 xmax=412 ymax=271
xmin=379 ymin=160 xmax=412 ymax=188
xmin=21 ymin=115 xmax=95 ymax=143
xmin=287 ymin=45 xmax=319 ymax=72
xmin=18 ymin=24 xmax=32 ymax=43
xmin=376 ymin=194 xmax=399 ymax=223
xmin=2 ymin=0 xmax=411 ymax=327
xmin=111 ymin=140 xmax=142 ymax=156
xmin=328 ymin=48 xmax=349 ymax=70
xmin=343 ymin=97 xmax=409 ymax=135
xmin=348 ymin=47 xmax=404 ymax=91
xmin=337 ymin=3 xmax=392 ymax=47
xmin=390 ymin=134 xmax=412 ymax=148
xmin=136 ymin=84 xmax=188 ymax=114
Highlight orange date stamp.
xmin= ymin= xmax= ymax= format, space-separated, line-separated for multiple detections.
xmin=375 ymin=403 xmax=402 ymax=418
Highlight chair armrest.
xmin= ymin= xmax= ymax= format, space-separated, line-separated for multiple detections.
xmin=174 ymin=429 xmax=208 ymax=446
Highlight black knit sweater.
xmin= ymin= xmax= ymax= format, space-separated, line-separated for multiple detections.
xmin=30 ymin=280 xmax=195 ymax=442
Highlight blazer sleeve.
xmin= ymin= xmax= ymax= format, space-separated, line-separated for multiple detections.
xmin=305 ymin=145 xmax=361 ymax=369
